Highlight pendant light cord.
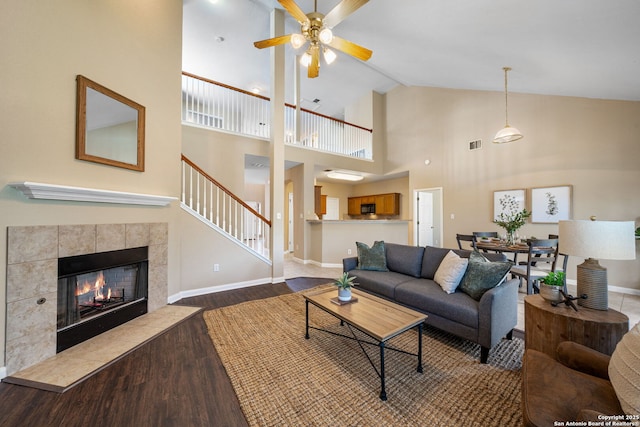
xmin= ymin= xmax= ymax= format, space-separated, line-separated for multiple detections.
xmin=503 ymin=66 xmax=511 ymax=127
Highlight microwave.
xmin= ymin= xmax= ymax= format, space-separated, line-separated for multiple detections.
xmin=360 ymin=203 xmax=376 ymax=214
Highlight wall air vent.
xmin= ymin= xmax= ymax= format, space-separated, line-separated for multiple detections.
xmin=469 ymin=139 xmax=482 ymax=150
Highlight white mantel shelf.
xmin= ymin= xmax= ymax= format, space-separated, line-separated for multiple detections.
xmin=9 ymin=181 xmax=177 ymax=206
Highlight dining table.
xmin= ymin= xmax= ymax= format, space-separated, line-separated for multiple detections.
xmin=475 ymin=239 xmax=530 ymax=264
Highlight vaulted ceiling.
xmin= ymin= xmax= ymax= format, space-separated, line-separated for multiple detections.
xmin=183 ymin=0 xmax=640 ymax=120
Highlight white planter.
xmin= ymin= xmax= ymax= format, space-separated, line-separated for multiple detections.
xmin=338 ymin=288 xmax=352 ymax=302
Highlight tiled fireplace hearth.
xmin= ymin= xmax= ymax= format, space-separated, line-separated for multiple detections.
xmin=5 ymin=223 xmax=168 ymax=375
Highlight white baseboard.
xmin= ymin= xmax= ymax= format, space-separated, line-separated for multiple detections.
xmin=167 ymin=277 xmax=273 ymax=303
xmin=0 ymin=366 xmax=6 ymax=380
xmin=291 ymin=257 xmax=342 ymax=269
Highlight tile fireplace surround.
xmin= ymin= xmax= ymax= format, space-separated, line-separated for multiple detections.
xmin=5 ymin=223 xmax=168 ymax=375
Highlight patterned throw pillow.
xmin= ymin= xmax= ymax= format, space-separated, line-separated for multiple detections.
xmin=356 ymin=241 xmax=389 ymax=271
xmin=434 ymin=250 xmax=469 ymax=294
xmin=609 ymin=321 xmax=640 ymax=415
xmin=459 ymin=251 xmax=512 ymax=300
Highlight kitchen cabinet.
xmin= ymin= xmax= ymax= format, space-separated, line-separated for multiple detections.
xmin=314 ymin=186 xmax=326 ymax=217
xmin=347 ymin=193 xmax=400 ymax=216
xmin=375 ymin=193 xmax=400 ymax=215
xmin=348 ymin=197 xmax=360 ymax=215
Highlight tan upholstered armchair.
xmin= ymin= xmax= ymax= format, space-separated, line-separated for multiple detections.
xmin=522 ymin=341 xmax=624 ymax=426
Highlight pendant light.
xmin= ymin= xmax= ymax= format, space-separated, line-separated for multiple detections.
xmin=493 ymin=67 xmax=523 ymax=144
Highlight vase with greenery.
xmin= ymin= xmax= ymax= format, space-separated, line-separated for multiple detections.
xmin=493 ymin=194 xmax=531 ymax=245
xmin=334 ymin=272 xmax=357 ymax=301
xmin=539 ymin=271 xmax=565 ymax=303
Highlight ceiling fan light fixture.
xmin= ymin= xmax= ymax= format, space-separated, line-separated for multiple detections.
xmin=300 ymin=51 xmax=312 ymax=67
xmin=493 ymin=66 xmax=523 ymax=144
xmin=318 ymin=28 xmax=333 ymax=44
xmin=290 ymin=33 xmax=306 ymax=49
xmin=323 ymin=47 xmax=337 ymax=65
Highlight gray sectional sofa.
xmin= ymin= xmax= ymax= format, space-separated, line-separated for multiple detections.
xmin=343 ymin=242 xmax=519 ymax=363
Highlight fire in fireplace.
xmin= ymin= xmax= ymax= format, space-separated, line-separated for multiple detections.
xmin=57 ymin=246 xmax=149 ymax=352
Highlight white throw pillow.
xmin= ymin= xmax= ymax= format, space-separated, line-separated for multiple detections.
xmin=434 ymin=250 xmax=469 ymax=294
xmin=609 ymin=321 xmax=640 ymax=415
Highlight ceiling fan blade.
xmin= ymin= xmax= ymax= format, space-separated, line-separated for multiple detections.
xmin=308 ymin=46 xmax=320 ymax=78
xmin=328 ymin=36 xmax=372 ymax=61
xmin=278 ymin=0 xmax=310 ymax=25
xmin=323 ymin=0 xmax=369 ymax=28
xmin=254 ymin=34 xmax=292 ymax=49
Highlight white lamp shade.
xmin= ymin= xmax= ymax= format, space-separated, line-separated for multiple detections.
xmin=300 ymin=52 xmax=312 ymax=67
xmin=559 ymin=220 xmax=636 ymax=260
xmin=493 ymin=126 xmax=523 ymax=144
xmin=323 ymin=48 xmax=337 ymax=64
xmin=290 ymin=33 xmax=306 ymax=49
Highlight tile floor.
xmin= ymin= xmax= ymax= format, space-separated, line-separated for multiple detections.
xmin=283 ymin=254 xmax=640 ymax=331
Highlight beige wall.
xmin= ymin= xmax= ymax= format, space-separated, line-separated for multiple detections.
xmin=0 ymin=1 xmax=183 ymax=368
xmin=385 ymin=85 xmax=640 ymax=290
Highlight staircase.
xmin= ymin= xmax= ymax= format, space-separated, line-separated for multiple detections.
xmin=181 ymin=155 xmax=271 ymax=263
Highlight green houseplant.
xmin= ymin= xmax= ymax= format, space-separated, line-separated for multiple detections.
xmin=493 ymin=194 xmax=531 ymax=245
xmin=334 ymin=272 xmax=357 ymax=301
xmin=539 ymin=271 xmax=565 ymax=303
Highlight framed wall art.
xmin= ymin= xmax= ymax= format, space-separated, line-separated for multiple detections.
xmin=531 ymin=185 xmax=572 ymax=223
xmin=493 ymin=189 xmax=526 ymax=221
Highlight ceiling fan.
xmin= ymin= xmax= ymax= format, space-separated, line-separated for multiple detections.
xmin=254 ymin=0 xmax=372 ymax=78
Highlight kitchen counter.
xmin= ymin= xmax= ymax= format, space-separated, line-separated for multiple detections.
xmin=307 ymin=219 xmax=409 ymax=266
xmin=306 ymin=219 xmax=410 ymax=224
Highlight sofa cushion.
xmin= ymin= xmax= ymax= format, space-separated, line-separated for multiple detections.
xmin=459 ymin=251 xmax=512 ymax=301
xmin=352 ymin=270 xmax=413 ymax=299
xmin=385 ymin=243 xmax=425 ymax=277
xmin=434 ymin=250 xmax=468 ymax=294
xmin=421 ymin=246 xmax=472 ymax=279
xmin=395 ymin=279 xmax=479 ymax=329
xmin=356 ymin=241 xmax=389 ymax=271
xmin=609 ymin=321 xmax=640 ymax=415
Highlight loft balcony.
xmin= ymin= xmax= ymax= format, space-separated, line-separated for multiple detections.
xmin=181 ymin=72 xmax=373 ymax=160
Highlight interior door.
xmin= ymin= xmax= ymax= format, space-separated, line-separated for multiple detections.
xmin=415 ymin=188 xmax=443 ymax=247
xmin=324 ymin=197 xmax=340 ymax=220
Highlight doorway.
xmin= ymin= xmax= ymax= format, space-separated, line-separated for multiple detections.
xmin=414 ymin=188 xmax=443 ymax=247
xmin=288 ymin=192 xmax=294 ymax=252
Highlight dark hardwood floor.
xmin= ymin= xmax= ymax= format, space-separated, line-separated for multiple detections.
xmin=0 ymin=282 xmax=293 ymax=427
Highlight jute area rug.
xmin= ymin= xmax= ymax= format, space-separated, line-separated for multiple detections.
xmin=204 ymin=287 xmax=523 ymax=426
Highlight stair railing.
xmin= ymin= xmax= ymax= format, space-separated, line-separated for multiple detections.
xmin=181 ymin=155 xmax=271 ymax=260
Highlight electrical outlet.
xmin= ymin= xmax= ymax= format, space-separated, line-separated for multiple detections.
xmin=347 ymin=249 xmax=352 ymax=255
xmin=214 ymin=264 xmax=220 ymax=272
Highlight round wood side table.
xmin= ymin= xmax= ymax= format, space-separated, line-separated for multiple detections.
xmin=524 ymin=294 xmax=629 ymax=357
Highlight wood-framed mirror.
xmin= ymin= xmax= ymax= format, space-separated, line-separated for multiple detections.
xmin=76 ymin=75 xmax=145 ymax=171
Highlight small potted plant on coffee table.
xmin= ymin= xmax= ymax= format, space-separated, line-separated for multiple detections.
xmin=539 ymin=271 xmax=565 ymax=303
xmin=334 ymin=272 xmax=357 ymax=301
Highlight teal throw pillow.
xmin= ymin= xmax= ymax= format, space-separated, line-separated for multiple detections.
xmin=356 ymin=241 xmax=389 ymax=271
xmin=459 ymin=251 xmax=512 ymax=300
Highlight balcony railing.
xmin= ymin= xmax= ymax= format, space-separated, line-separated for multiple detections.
xmin=181 ymin=155 xmax=271 ymax=262
xmin=182 ymin=72 xmax=372 ymax=159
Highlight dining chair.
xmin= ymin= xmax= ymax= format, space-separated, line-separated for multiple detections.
xmin=510 ymin=238 xmax=559 ymax=294
xmin=456 ymin=234 xmax=477 ymax=251
xmin=548 ymin=234 xmax=569 ymax=291
xmin=472 ymin=232 xmax=499 ymax=252
xmin=472 ymin=231 xmax=498 ymax=238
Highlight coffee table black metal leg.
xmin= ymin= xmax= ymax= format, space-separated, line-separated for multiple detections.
xmin=417 ymin=323 xmax=423 ymax=373
xmin=379 ymin=341 xmax=387 ymax=401
xmin=305 ymin=300 xmax=310 ymax=339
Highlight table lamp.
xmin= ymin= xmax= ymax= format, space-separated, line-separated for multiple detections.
xmin=558 ymin=219 xmax=636 ymax=310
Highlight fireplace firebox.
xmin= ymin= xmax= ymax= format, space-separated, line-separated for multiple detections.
xmin=57 ymin=246 xmax=148 ymax=352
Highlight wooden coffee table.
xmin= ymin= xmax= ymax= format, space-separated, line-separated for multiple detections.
xmin=304 ymin=287 xmax=427 ymax=401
